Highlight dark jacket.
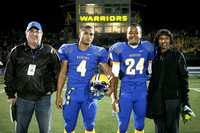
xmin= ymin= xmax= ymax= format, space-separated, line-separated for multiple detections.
xmin=4 ymin=42 xmax=60 ymax=100
xmin=148 ymin=48 xmax=190 ymax=106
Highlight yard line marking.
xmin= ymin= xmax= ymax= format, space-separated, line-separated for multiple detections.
xmin=190 ymin=88 xmax=200 ymax=92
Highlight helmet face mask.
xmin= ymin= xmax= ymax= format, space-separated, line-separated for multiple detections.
xmin=90 ymin=83 xmax=108 ymax=100
xmin=89 ymin=74 xmax=110 ymax=100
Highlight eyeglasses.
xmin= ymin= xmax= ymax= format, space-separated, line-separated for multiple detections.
xmin=28 ymin=30 xmax=42 ymax=34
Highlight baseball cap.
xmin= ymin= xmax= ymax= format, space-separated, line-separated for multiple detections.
xmin=26 ymin=21 xmax=42 ymax=31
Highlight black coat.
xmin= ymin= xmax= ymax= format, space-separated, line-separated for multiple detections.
xmin=4 ymin=42 xmax=60 ymax=100
xmin=148 ymin=48 xmax=190 ymax=106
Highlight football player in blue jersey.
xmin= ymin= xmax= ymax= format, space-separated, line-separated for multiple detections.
xmin=109 ymin=23 xmax=155 ymax=133
xmin=55 ymin=25 xmax=115 ymax=133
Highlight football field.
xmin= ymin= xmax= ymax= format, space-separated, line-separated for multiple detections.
xmin=0 ymin=76 xmax=200 ymax=133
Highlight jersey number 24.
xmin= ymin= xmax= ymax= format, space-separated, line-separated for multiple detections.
xmin=125 ymin=58 xmax=144 ymax=75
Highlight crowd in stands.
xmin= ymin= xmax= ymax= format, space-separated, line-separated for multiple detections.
xmin=0 ymin=28 xmax=200 ymax=67
xmin=147 ymin=29 xmax=200 ymax=60
xmin=0 ymin=29 xmax=65 ymax=67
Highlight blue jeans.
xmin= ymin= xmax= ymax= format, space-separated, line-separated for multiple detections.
xmin=15 ymin=95 xmax=52 ymax=133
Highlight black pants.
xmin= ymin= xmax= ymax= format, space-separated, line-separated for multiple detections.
xmin=154 ymin=99 xmax=181 ymax=133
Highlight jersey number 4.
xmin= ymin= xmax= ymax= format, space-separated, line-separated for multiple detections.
xmin=77 ymin=60 xmax=87 ymax=77
xmin=125 ymin=58 xmax=144 ymax=75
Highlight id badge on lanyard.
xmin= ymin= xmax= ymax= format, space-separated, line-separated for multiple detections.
xmin=27 ymin=64 xmax=36 ymax=76
xmin=27 ymin=43 xmax=41 ymax=76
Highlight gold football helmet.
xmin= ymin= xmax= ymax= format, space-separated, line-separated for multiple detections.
xmin=89 ymin=74 xmax=110 ymax=100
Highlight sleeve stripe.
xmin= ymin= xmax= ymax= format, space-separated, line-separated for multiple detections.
xmin=112 ymin=62 xmax=121 ymax=65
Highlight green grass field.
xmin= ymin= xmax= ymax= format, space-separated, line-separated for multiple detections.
xmin=0 ymin=76 xmax=200 ymax=133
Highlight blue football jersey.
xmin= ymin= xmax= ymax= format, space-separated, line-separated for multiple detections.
xmin=109 ymin=41 xmax=155 ymax=85
xmin=58 ymin=43 xmax=108 ymax=89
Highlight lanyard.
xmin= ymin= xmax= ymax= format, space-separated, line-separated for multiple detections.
xmin=30 ymin=43 xmax=41 ymax=62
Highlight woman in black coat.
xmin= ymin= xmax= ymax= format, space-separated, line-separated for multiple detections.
xmin=147 ymin=29 xmax=190 ymax=133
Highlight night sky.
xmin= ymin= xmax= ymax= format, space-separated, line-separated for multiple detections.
xmin=143 ymin=0 xmax=199 ymax=30
xmin=1 ymin=0 xmax=199 ymax=33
